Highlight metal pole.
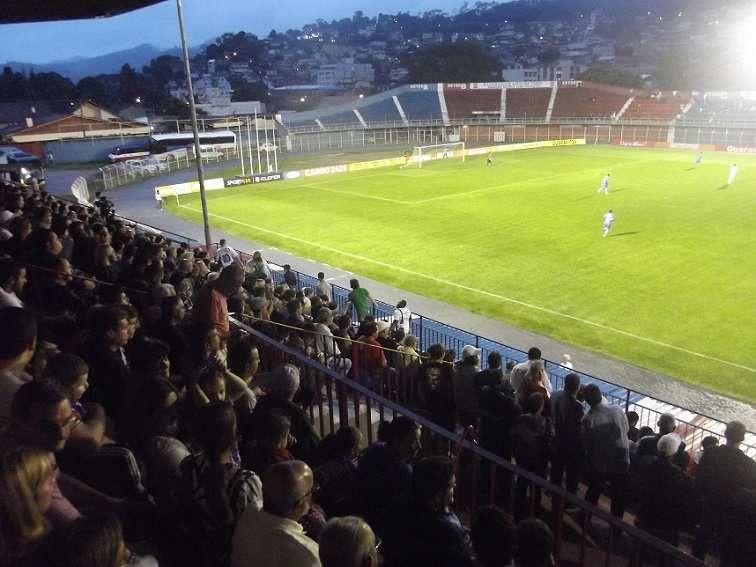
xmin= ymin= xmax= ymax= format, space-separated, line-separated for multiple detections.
xmin=264 ymin=118 xmax=271 ymax=173
xmin=254 ymin=110 xmax=262 ymax=174
xmin=246 ymin=115 xmax=254 ymax=175
xmin=238 ymin=118 xmax=245 ymax=176
xmin=271 ymin=119 xmax=279 ymax=171
xmin=176 ymin=0 xmax=212 ymax=247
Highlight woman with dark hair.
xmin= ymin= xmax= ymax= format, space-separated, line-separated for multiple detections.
xmin=179 ymin=402 xmax=262 ymax=567
xmin=155 ymin=295 xmax=190 ymax=366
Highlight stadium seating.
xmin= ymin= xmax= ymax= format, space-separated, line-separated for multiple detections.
xmin=505 ymin=87 xmax=551 ymax=119
xmin=355 ymin=97 xmax=403 ymax=123
xmin=682 ymin=95 xmax=756 ymax=124
xmin=551 ymin=85 xmax=630 ymax=118
xmin=396 ymin=89 xmax=443 ymax=122
xmin=622 ymin=93 xmax=689 ymax=121
xmin=443 ymin=87 xmax=501 ymax=120
xmin=317 ymin=110 xmax=362 ymax=127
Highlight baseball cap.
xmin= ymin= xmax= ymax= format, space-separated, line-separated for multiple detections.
xmin=657 ymin=433 xmax=682 ymax=457
xmin=462 ymin=345 xmax=482 ymax=359
xmin=376 ymin=320 xmax=390 ymax=334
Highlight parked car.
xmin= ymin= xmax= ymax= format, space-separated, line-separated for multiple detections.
xmin=0 ymin=146 xmax=46 ymax=187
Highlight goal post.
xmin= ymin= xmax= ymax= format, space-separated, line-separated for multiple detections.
xmin=411 ymin=142 xmax=465 ymax=168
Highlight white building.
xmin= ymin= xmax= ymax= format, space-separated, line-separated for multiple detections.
xmin=314 ymin=60 xmax=375 ymax=87
xmin=502 ymin=59 xmax=585 ymax=82
xmin=170 ymin=76 xmax=233 ymax=105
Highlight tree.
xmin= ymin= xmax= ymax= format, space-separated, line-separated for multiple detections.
xmin=400 ymin=42 xmax=501 ymax=83
xmin=578 ymin=65 xmax=644 ymax=89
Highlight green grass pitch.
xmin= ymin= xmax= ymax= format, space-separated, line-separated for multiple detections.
xmin=168 ymin=145 xmax=756 ymax=402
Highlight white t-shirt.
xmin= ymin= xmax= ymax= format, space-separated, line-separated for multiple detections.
xmin=216 ymin=245 xmax=239 ymax=268
xmin=601 ymin=176 xmax=609 ymax=187
xmin=603 ymin=212 xmax=615 ymax=226
xmin=729 ymin=165 xmax=738 ymax=177
xmin=316 ymin=279 xmax=331 ymax=300
xmin=0 ymin=288 xmax=23 ymax=308
xmin=393 ymin=306 xmax=411 ymax=334
xmin=231 ymin=509 xmax=321 ymax=567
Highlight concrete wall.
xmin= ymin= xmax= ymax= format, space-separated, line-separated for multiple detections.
xmin=43 ymin=135 xmax=150 ymax=164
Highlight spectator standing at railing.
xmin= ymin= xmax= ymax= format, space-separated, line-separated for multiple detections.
xmin=283 ymin=264 xmax=298 ymax=289
xmin=580 ymin=384 xmax=630 ymax=521
xmin=347 ymin=279 xmax=374 ymax=323
xmin=0 ymin=258 xmax=26 ymax=308
xmin=635 ymin=413 xmax=689 ymax=471
xmin=245 ymin=251 xmax=271 ymax=281
xmin=215 ymin=239 xmax=240 ymax=268
xmin=510 ymin=347 xmax=542 ymax=401
xmin=550 ymin=373 xmax=584 ymax=497
xmin=392 ymin=300 xmax=411 ymax=336
xmin=418 ymin=344 xmax=456 ymax=432
xmin=453 ymin=345 xmax=482 ymax=428
xmin=693 ymin=420 xmax=756 ymax=560
xmin=351 ymin=322 xmax=387 ymax=390
xmin=316 ymin=272 xmax=331 ymax=301
xmin=314 ymin=308 xmax=352 ymax=375
xmin=514 ymin=393 xmax=553 ymax=520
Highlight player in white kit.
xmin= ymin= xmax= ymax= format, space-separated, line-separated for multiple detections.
xmin=597 ymin=173 xmax=610 ymax=195
xmin=602 ymin=210 xmax=615 ymax=237
xmin=694 ymin=152 xmax=703 ymax=167
xmin=728 ymin=163 xmax=738 ymax=185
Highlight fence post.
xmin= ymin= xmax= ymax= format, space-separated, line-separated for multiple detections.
xmin=624 ymin=389 xmax=631 ymax=413
xmin=418 ymin=315 xmax=424 ymax=351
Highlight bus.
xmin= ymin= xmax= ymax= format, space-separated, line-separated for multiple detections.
xmin=108 ymin=130 xmax=237 ymax=162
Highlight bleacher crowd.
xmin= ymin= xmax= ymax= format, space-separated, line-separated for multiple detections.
xmin=0 ymin=180 xmax=754 ymax=567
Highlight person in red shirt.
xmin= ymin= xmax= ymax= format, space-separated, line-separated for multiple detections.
xmin=193 ymin=264 xmax=245 ymax=337
xmin=351 ymin=321 xmax=387 ymax=390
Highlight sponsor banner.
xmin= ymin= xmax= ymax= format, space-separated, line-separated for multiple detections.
xmin=444 ymin=81 xmax=563 ymax=90
xmin=284 ymin=170 xmax=302 ymax=180
xmin=725 ymin=145 xmax=756 ymax=154
xmin=303 ymin=164 xmax=348 ymax=177
xmin=252 ymin=172 xmax=283 ymax=183
xmin=619 ymin=141 xmax=648 ymax=147
xmin=224 ymin=176 xmax=253 ymax=187
xmin=671 ymin=143 xmax=700 ymax=150
xmin=349 ymin=157 xmax=406 ymax=171
xmin=155 ymin=177 xmax=224 ymax=200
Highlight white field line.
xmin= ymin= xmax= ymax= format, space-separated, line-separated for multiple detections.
xmin=178 ymin=204 xmax=756 ymax=374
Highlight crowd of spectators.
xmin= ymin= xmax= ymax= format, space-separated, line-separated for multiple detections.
xmin=0 ymin=180 xmax=754 ymax=567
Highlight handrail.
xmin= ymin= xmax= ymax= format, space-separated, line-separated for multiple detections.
xmin=230 ymin=315 xmax=706 ymax=566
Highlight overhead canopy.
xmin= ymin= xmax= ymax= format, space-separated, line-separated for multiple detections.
xmin=1 ymin=1 xmax=167 ymax=24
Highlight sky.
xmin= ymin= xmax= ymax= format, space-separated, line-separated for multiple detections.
xmin=0 ymin=0 xmax=468 ymax=64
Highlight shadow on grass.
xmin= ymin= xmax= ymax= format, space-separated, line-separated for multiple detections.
xmin=716 ymin=185 xmax=730 ymax=191
xmin=609 ymin=231 xmax=640 ymax=238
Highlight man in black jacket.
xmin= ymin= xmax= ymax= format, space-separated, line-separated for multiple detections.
xmin=549 ymin=373 xmax=584 ymax=495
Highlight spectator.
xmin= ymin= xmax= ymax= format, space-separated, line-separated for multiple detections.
xmin=245 ymin=250 xmax=271 ymax=280
xmin=215 ymin=239 xmax=240 ymax=268
xmin=549 ymin=373 xmax=584 ymax=496
xmin=626 ymin=411 xmax=640 ymax=443
xmin=179 ymin=402 xmax=262 ymax=567
xmin=385 ymin=456 xmax=474 ymax=567
xmin=474 ymin=351 xmax=514 ymax=404
xmin=397 ymin=334 xmax=420 ymax=368
xmin=354 ymin=416 xmax=421 ymax=538
xmin=313 ymin=426 xmax=362 ymax=518
xmin=520 ymin=360 xmax=551 ymax=407
xmin=38 ymin=257 xmax=88 ymax=317
xmin=351 ymin=321 xmax=387 ymax=390
xmin=316 ymin=271 xmax=330 ymax=300
xmin=693 ymin=420 xmax=756 ymax=559
xmin=231 ymin=460 xmax=320 ymax=567
xmin=314 ymin=308 xmax=352 ymax=375
xmin=514 ymin=393 xmax=552 ymax=519
xmin=560 ymin=354 xmax=573 ymax=370
xmin=193 ymin=264 xmax=245 ymax=337
xmin=0 ymin=307 xmax=36 ymax=421
xmin=347 ymin=279 xmax=374 ymax=322
xmin=515 ymin=518 xmax=554 ymax=567
xmin=418 ymin=344 xmax=456 ymax=431
xmin=0 ymin=258 xmax=26 ymax=308
xmin=246 ymin=364 xmax=320 ymax=462
xmin=510 ymin=347 xmax=541 ymax=400
xmin=392 ymin=299 xmax=411 ymax=336
xmin=636 ymin=433 xmax=694 ymax=546
xmin=319 ymin=516 xmax=378 ymax=567
xmin=688 ymin=435 xmax=719 ymax=476
xmin=635 ymin=413 xmax=689 ymax=470
xmin=0 ymin=449 xmax=56 ymax=564
xmin=80 ymin=306 xmax=131 ymax=420
xmin=471 ymin=506 xmax=515 ymax=567
xmin=283 ymin=264 xmax=298 ymax=289
xmin=241 ymin=409 xmax=294 ymax=476
xmin=580 ymin=384 xmax=630 ymax=520
xmin=453 ymin=345 xmax=481 ymax=427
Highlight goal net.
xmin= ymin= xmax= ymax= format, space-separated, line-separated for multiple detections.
xmin=410 ymin=142 xmax=465 ymax=168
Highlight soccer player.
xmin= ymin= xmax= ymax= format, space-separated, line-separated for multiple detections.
xmin=486 ymin=152 xmax=493 ymax=167
xmin=602 ymin=210 xmax=615 ymax=238
xmin=443 ymin=147 xmax=449 ymax=159
xmin=694 ymin=152 xmax=704 ymax=167
xmin=597 ymin=173 xmax=610 ymax=195
xmin=400 ymin=150 xmax=411 ymax=169
xmin=728 ymin=163 xmax=738 ymax=185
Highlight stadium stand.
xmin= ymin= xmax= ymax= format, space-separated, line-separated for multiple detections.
xmin=357 ymin=97 xmax=403 ymax=124
xmin=317 ymin=110 xmax=362 ymax=128
xmin=1 ymin=173 xmax=753 ymax=567
xmin=551 ymin=84 xmax=631 ymax=118
xmin=396 ymin=89 xmax=443 ymax=122
xmin=622 ymin=92 xmax=689 ymax=121
xmin=504 ymin=87 xmax=551 ymax=119
xmin=683 ymin=94 xmax=756 ymax=124
xmin=443 ymin=87 xmax=501 ymax=120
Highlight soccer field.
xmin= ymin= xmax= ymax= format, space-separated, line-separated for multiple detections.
xmin=168 ymin=145 xmax=756 ymax=402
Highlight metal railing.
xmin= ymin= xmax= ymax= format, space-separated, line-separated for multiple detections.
xmin=231 ymin=315 xmax=707 ymax=567
xmin=210 ymin=245 xmax=754 ymax=458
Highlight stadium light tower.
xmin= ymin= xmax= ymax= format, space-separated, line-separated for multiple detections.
xmin=176 ymin=0 xmax=212 ymax=247
xmin=733 ymin=8 xmax=756 ymax=78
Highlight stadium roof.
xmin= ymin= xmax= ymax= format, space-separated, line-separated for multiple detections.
xmin=1 ymin=1 xmax=167 ymax=24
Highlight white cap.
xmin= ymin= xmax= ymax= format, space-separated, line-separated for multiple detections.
xmin=657 ymin=433 xmax=682 ymax=457
xmin=462 ymin=345 xmax=481 ymax=359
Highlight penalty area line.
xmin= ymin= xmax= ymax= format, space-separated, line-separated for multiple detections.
xmin=178 ymin=204 xmax=756 ymax=374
